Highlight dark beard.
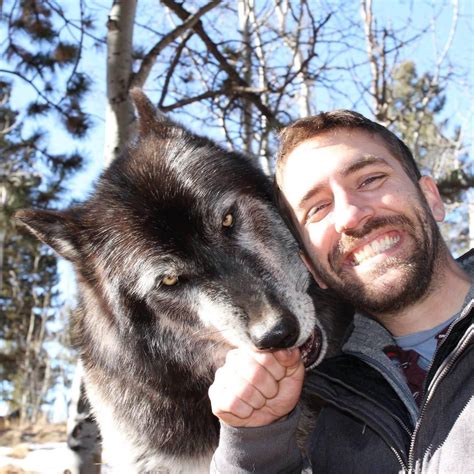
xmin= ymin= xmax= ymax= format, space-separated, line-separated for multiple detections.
xmin=311 ymin=202 xmax=443 ymax=315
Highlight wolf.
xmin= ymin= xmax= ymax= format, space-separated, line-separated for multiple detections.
xmin=16 ymin=90 xmax=350 ymax=473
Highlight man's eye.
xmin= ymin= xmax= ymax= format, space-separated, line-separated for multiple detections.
xmin=306 ymin=202 xmax=330 ymax=223
xmin=360 ymin=174 xmax=385 ymax=188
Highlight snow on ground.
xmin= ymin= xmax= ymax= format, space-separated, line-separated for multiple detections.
xmin=0 ymin=442 xmax=112 ymax=474
xmin=1 ymin=442 xmax=73 ymax=473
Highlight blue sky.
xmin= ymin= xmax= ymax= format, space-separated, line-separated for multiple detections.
xmin=5 ymin=0 xmax=473 ymax=201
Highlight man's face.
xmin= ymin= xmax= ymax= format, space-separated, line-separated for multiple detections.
xmin=279 ymin=129 xmax=446 ymax=315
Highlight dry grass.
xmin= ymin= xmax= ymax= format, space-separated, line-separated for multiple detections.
xmin=6 ymin=445 xmax=29 ymax=460
xmin=0 ymin=423 xmax=66 ymax=448
xmin=0 ymin=465 xmax=28 ymax=473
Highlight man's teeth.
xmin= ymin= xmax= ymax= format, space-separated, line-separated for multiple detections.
xmin=352 ymin=235 xmax=400 ymax=265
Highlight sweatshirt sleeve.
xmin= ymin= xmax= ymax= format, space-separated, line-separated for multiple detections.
xmin=210 ymin=407 xmax=303 ymax=473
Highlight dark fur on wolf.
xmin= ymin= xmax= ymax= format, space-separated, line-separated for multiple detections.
xmin=15 ymin=90 xmax=351 ymax=473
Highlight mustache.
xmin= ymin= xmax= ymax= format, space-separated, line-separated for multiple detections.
xmin=329 ymin=215 xmax=414 ymax=269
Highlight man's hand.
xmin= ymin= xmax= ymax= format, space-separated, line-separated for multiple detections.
xmin=208 ymin=348 xmax=304 ymax=427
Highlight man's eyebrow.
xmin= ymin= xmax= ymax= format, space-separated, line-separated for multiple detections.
xmin=340 ymin=155 xmax=391 ymax=177
xmin=298 ymin=184 xmax=325 ymax=209
xmin=297 ymin=155 xmax=392 ymax=209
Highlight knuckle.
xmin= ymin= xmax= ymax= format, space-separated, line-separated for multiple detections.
xmin=237 ymin=381 xmax=256 ymax=400
xmin=229 ymin=398 xmax=252 ymax=418
xmin=262 ymin=381 xmax=278 ymax=399
xmin=246 ymin=387 xmax=265 ymax=409
xmin=246 ymin=364 xmax=270 ymax=386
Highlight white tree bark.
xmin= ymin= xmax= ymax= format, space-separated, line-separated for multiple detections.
xmin=247 ymin=0 xmax=271 ymax=174
xmin=103 ymin=0 xmax=138 ymax=166
xmin=237 ymin=0 xmax=254 ymax=157
xmin=275 ymin=0 xmax=312 ymax=119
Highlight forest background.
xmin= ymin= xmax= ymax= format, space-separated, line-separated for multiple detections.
xmin=1 ymin=0 xmax=473 ymax=429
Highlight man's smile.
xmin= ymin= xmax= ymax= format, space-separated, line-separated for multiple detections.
xmin=349 ymin=231 xmax=402 ymax=266
xmin=331 ymin=228 xmax=405 ymax=271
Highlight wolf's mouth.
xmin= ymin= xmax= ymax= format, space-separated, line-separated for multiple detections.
xmin=299 ymin=327 xmax=323 ymax=370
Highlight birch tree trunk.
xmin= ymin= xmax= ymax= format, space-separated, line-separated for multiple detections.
xmin=275 ymin=0 xmax=313 ymax=118
xmin=247 ymin=0 xmax=271 ymax=174
xmin=103 ymin=0 xmax=138 ymax=166
xmin=237 ymin=0 xmax=254 ymax=158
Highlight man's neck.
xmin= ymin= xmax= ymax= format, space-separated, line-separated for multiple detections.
xmin=375 ymin=255 xmax=472 ymax=337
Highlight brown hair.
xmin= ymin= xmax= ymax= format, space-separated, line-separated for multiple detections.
xmin=275 ymin=110 xmax=421 ymax=186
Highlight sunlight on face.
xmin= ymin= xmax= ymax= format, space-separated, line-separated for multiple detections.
xmin=280 ymin=129 xmax=445 ymax=314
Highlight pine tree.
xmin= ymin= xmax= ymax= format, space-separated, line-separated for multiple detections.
xmin=386 ymin=61 xmax=472 ymax=200
xmin=384 ymin=61 xmax=472 ymax=253
xmin=0 ymin=79 xmax=81 ymax=422
xmin=1 ymin=0 xmax=94 ymax=422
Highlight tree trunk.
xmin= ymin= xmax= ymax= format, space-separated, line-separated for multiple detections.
xmin=103 ymin=0 xmax=138 ymax=166
xmin=238 ymin=0 xmax=254 ymax=157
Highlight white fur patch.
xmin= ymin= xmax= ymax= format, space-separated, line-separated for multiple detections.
xmin=196 ymin=293 xmax=251 ymax=348
xmin=86 ymin=383 xmax=213 ymax=473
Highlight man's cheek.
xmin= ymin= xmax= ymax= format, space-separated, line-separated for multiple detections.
xmin=308 ymin=228 xmax=333 ymax=262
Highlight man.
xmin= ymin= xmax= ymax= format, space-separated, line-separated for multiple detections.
xmin=208 ymin=110 xmax=473 ymax=473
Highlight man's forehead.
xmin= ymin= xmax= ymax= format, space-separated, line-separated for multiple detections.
xmin=280 ymin=130 xmax=402 ymax=207
xmin=284 ymin=129 xmax=400 ymax=172
xmin=292 ymin=128 xmax=385 ymax=151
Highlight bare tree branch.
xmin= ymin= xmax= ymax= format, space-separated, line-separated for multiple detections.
xmin=131 ymin=0 xmax=221 ymax=88
xmin=160 ymin=89 xmax=226 ymax=111
xmin=158 ymin=30 xmax=194 ymax=108
xmin=161 ymin=0 xmax=282 ymax=128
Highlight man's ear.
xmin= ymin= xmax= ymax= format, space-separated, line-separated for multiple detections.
xmin=298 ymin=250 xmax=328 ymax=289
xmin=418 ymin=176 xmax=445 ymax=222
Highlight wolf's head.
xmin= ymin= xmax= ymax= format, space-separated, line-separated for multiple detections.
xmin=16 ymin=90 xmax=327 ymax=383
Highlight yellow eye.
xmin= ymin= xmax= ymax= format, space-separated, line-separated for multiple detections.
xmin=162 ymin=275 xmax=178 ymax=286
xmin=222 ymin=213 xmax=234 ymax=228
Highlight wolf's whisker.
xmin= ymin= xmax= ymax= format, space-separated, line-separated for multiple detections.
xmin=187 ymin=337 xmax=231 ymax=371
xmin=190 ymin=326 xmax=232 ymax=338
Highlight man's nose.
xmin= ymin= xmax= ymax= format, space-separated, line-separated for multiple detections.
xmin=333 ymin=193 xmax=374 ymax=234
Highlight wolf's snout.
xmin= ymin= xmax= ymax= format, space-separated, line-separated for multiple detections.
xmin=249 ymin=316 xmax=299 ymax=350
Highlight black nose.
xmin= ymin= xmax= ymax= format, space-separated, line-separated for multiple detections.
xmin=249 ymin=317 xmax=299 ymax=350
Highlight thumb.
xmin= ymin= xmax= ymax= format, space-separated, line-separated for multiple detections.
xmin=273 ymin=348 xmax=302 ymax=369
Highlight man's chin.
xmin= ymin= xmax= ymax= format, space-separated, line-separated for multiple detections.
xmin=353 ymin=260 xmax=412 ymax=283
xmin=332 ymin=264 xmax=427 ymax=314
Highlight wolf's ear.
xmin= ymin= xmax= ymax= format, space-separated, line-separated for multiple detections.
xmin=15 ymin=209 xmax=80 ymax=262
xmin=129 ymin=87 xmax=170 ymax=138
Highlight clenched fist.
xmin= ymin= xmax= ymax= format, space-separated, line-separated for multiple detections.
xmin=208 ymin=348 xmax=305 ymax=427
